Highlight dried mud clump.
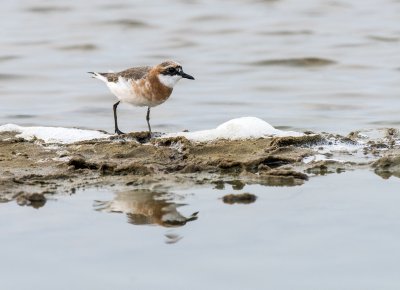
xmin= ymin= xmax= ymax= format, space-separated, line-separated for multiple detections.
xmin=113 ymin=162 xmax=154 ymax=176
xmin=269 ymin=134 xmax=323 ymax=147
xmin=68 ymin=156 xmax=99 ymax=170
xmin=305 ymin=160 xmax=351 ymax=176
xmin=222 ymin=193 xmax=257 ymax=204
xmin=259 ymin=168 xmax=308 ymax=186
xmin=372 ymin=155 xmax=400 ymax=179
xmin=16 ymin=192 xmax=46 ymax=208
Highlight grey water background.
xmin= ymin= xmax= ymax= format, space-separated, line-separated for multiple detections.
xmin=1 ymin=0 xmax=399 ymax=134
xmin=1 ymin=171 xmax=400 ymax=290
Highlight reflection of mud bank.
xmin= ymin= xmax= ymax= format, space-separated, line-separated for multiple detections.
xmin=222 ymin=193 xmax=257 ymax=204
xmin=1 ymin=127 xmax=399 ymax=203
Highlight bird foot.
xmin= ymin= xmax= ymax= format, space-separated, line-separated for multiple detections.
xmin=115 ymin=129 xmax=125 ymax=135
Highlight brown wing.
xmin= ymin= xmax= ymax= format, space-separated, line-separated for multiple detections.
xmin=99 ymin=66 xmax=151 ymax=83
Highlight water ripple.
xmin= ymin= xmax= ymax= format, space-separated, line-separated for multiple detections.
xmin=25 ymin=6 xmax=72 ymax=13
xmin=0 ymin=56 xmax=20 ymax=63
xmin=249 ymin=57 xmax=337 ymax=67
xmin=0 ymin=74 xmax=29 ymax=81
xmin=57 ymin=44 xmax=98 ymax=51
xmin=6 ymin=114 xmax=36 ymax=119
xmin=368 ymin=35 xmax=400 ymax=42
xmin=103 ymin=19 xmax=151 ymax=29
xmin=259 ymin=30 xmax=314 ymax=36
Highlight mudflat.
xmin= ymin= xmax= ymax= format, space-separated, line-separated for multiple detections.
xmin=1 ymin=127 xmax=399 ymax=205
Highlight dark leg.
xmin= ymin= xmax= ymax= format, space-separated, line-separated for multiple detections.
xmin=146 ymin=107 xmax=152 ymax=135
xmin=113 ymin=101 xmax=125 ymax=135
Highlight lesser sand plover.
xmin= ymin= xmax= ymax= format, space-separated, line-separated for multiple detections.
xmin=89 ymin=60 xmax=194 ymax=135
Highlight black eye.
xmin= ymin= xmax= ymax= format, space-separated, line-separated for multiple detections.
xmin=168 ymin=67 xmax=176 ymax=74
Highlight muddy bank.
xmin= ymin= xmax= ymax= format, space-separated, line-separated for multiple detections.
xmin=1 ymin=127 xmax=399 ymax=203
xmin=373 ymin=155 xmax=400 ymax=179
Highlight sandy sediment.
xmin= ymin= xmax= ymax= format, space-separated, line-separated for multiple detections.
xmin=1 ymin=128 xmax=399 ymax=203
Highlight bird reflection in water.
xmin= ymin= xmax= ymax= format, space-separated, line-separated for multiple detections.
xmin=94 ymin=189 xmax=198 ymax=243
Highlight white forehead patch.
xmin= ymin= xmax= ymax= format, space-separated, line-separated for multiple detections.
xmin=158 ymin=74 xmax=182 ymax=88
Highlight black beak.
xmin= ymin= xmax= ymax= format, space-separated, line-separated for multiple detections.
xmin=180 ymin=71 xmax=195 ymax=80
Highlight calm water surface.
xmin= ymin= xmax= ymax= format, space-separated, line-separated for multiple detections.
xmin=1 ymin=171 xmax=400 ymax=290
xmin=1 ymin=0 xmax=399 ymax=134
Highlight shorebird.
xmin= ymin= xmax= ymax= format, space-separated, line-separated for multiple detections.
xmin=89 ymin=60 xmax=194 ymax=135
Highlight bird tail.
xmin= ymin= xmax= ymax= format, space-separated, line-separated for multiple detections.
xmin=88 ymin=72 xmax=108 ymax=83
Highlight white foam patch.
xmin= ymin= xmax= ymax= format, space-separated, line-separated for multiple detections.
xmin=0 ymin=124 xmax=110 ymax=144
xmin=164 ymin=117 xmax=303 ymax=142
xmin=0 ymin=117 xmax=301 ymax=144
xmin=316 ymin=140 xmax=362 ymax=154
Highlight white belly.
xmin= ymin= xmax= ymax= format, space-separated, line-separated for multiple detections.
xmin=106 ymin=77 xmax=150 ymax=107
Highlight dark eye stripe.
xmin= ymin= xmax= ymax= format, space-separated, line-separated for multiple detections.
xmin=164 ymin=67 xmax=176 ymax=75
xmin=162 ymin=66 xmax=180 ymax=75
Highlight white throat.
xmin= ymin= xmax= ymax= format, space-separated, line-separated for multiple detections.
xmin=158 ymin=74 xmax=182 ymax=88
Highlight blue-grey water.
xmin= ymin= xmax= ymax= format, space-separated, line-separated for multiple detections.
xmin=1 ymin=171 xmax=400 ymax=290
xmin=1 ymin=0 xmax=399 ymax=134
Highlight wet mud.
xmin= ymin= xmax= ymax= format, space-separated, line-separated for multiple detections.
xmin=372 ymin=155 xmax=400 ymax=179
xmin=1 ymin=128 xmax=400 ymax=204
xmin=222 ymin=193 xmax=257 ymax=204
